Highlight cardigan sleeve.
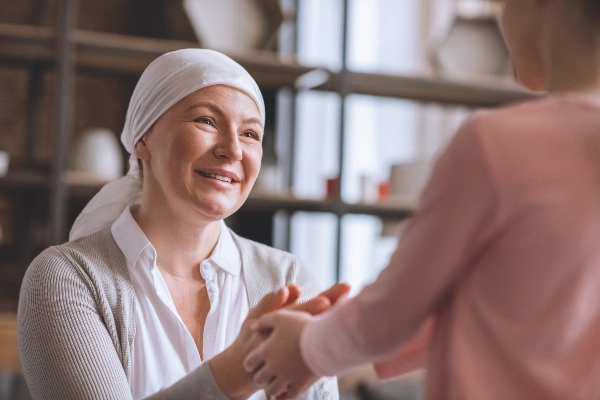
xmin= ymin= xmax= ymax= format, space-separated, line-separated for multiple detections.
xmin=18 ymin=247 xmax=134 ymax=400
xmin=18 ymin=246 xmax=230 ymax=400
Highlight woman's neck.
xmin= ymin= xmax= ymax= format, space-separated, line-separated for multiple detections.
xmin=133 ymin=200 xmax=221 ymax=280
xmin=542 ymin=3 xmax=600 ymax=95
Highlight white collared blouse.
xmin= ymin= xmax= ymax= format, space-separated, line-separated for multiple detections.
xmin=111 ymin=207 xmax=266 ymax=400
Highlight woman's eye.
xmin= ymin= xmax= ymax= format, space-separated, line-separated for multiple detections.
xmin=194 ymin=117 xmax=213 ymax=125
xmin=243 ymin=131 xmax=260 ymax=140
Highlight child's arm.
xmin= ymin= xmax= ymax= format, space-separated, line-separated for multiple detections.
xmin=299 ymin=114 xmax=503 ymax=377
xmin=373 ymin=317 xmax=434 ymax=379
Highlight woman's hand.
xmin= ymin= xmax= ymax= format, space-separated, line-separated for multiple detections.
xmin=209 ymin=283 xmax=350 ymax=400
xmin=242 ymin=310 xmax=317 ymax=399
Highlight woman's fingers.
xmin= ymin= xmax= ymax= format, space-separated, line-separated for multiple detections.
xmin=265 ymin=376 xmax=289 ymax=399
xmin=285 ymin=285 xmax=301 ymax=305
xmin=244 ymin=339 xmax=267 ymax=373
xmin=288 ymin=295 xmax=330 ymax=315
xmin=287 ymin=283 xmax=350 ymax=316
xmin=319 ymin=283 xmax=351 ymax=305
xmin=243 ymin=312 xmax=282 ymax=372
xmin=252 ymin=362 xmax=275 ymax=386
xmin=247 ymin=287 xmax=289 ymax=319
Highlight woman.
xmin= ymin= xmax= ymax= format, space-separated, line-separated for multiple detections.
xmin=244 ymin=0 xmax=600 ymax=399
xmin=17 ymin=49 xmax=341 ymax=400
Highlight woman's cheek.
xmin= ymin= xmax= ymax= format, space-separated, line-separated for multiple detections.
xmin=245 ymin=148 xmax=262 ymax=184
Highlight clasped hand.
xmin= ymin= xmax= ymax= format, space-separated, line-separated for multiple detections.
xmin=209 ymin=283 xmax=349 ymax=400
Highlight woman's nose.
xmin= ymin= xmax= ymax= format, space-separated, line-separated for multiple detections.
xmin=214 ymin=128 xmax=243 ymax=161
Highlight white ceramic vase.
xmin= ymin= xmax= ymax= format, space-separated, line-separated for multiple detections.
xmin=74 ymin=128 xmax=123 ymax=180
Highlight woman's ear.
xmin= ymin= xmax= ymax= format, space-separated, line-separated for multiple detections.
xmin=134 ymin=136 xmax=151 ymax=161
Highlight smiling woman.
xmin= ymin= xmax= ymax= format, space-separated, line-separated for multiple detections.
xmin=135 ymin=85 xmax=264 ymax=223
xmin=16 ymin=49 xmax=341 ymax=400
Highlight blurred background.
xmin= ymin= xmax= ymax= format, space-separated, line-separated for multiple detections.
xmin=0 ymin=0 xmax=534 ymax=398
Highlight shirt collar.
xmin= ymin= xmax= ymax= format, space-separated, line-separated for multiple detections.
xmin=210 ymin=220 xmax=241 ymax=277
xmin=111 ymin=206 xmax=155 ymax=271
xmin=111 ymin=207 xmax=241 ymax=276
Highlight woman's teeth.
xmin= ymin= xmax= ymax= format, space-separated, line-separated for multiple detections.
xmin=199 ymin=171 xmax=232 ymax=183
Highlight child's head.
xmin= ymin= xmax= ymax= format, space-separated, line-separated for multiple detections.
xmin=499 ymin=0 xmax=600 ymax=92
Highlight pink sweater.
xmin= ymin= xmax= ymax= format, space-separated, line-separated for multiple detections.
xmin=301 ymin=95 xmax=600 ymax=400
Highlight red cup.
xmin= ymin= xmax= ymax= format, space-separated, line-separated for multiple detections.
xmin=326 ymin=177 xmax=340 ymax=199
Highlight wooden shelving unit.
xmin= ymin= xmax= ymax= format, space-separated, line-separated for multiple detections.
xmin=0 ymin=23 xmax=317 ymax=88
xmin=0 ymin=2 xmax=535 ymax=282
xmin=0 ymin=22 xmax=535 ymax=106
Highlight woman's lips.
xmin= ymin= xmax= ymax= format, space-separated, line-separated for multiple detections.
xmin=196 ymin=170 xmax=240 ymax=189
xmin=195 ymin=169 xmax=241 ymax=187
xmin=197 ymin=171 xmax=233 ymax=183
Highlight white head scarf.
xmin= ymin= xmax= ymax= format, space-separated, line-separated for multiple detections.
xmin=69 ymin=49 xmax=265 ymax=241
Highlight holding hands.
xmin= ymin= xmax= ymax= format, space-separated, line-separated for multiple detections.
xmin=243 ymin=309 xmax=317 ymax=399
xmin=209 ymin=283 xmax=349 ymax=400
xmin=242 ymin=283 xmax=350 ymax=399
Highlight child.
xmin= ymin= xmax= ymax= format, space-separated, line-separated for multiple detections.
xmin=243 ymin=0 xmax=600 ymax=399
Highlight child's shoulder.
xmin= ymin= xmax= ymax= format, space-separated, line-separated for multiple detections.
xmin=466 ymin=95 xmax=584 ymax=137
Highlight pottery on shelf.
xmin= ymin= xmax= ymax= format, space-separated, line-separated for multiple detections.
xmin=183 ymin=0 xmax=283 ymax=52
xmin=74 ymin=128 xmax=123 ymax=181
xmin=432 ymin=16 xmax=510 ymax=77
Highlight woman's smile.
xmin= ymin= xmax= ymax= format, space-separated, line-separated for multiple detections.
xmin=195 ymin=168 xmax=241 ymax=188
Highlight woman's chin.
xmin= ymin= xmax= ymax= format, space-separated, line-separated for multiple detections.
xmin=192 ymin=196 xmax=245 ymax=221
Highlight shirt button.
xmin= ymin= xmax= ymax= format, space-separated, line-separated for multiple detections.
xmin=207 ymin=334 xmax=215 ymax=341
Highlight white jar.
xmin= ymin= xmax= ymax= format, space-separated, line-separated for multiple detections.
xmin=74 ymin=128 xmax=123 ymax=180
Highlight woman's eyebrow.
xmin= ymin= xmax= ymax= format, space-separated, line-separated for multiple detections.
xmin=185 ymin=101 xmax=223 ymax=115
xmin=244 ymin=117 xmax=263 ymax=127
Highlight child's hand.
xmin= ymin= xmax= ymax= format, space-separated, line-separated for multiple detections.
xmin=243 ymin=309 xmax=319 ymax=399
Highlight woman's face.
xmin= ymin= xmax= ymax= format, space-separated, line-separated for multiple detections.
xmin=498 ymin=0 xmax=546 ymax=90
xmin=137 ymin=85 xmax=263 ymax=221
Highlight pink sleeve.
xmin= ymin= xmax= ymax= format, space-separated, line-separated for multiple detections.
xmin=300 ymin=116 xmax=503 ymax=377
xmin=373 ymin=317 xmax=434 ymax=379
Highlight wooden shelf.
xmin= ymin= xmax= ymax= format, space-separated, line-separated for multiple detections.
xmin=344 ymin=71 xmax=536 ymax=107
xmin=0 ymin=23 xmax=537 ymax=106
xmin=0 ymin=23 xmax=320 ymax=88
xmin=0 ymin=23 xmax=54 ymax=64
xmin=345 ymin=200 xmax=415 ymax=220
xmin=0 ymin=170 xmax=48 ymax=191
xmin=244 ymin=193 xmax=415 ymax=219
xmin=243 ymin=192 xmax=337 ymax=213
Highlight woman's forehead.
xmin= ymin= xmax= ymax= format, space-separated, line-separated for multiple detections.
xmin=175 ymin=84 xmax=262 ymax=120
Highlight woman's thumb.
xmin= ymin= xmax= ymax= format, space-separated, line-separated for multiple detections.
xmin=248 ymin=287 xmax=289 ymax=318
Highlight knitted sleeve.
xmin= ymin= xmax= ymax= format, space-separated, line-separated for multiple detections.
xmin=17 ymin=247 xmax=134 ymax=400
